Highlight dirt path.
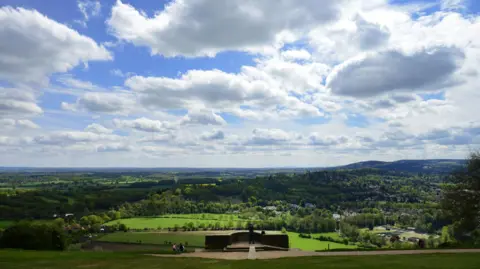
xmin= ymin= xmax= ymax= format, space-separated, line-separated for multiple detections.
xmin=149 ymin=249 xmax=480 ymax=260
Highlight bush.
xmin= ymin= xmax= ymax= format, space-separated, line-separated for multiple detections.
xmin=281 ymin=227 xmax=287 ymax=234
xmin=119 ymin=223 xmax=128 ymax=232
xmin=299 ymin=233 xmax=312 ymax=238
xmin=0 ymin=222 xmax=67 ymax=250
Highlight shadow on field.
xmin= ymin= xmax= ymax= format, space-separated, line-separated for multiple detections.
xmin=82 ymin=241 xmax=185 ymax=253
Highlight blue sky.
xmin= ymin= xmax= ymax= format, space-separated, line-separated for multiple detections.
xmin=1 ymin=0 xmax=480 ymax=167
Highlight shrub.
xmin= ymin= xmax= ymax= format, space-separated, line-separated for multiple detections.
xmin=299 ymin=233 xmax=312 ymax=238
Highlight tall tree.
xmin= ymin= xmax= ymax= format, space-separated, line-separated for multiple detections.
xmin=442 ymin=152 xmax=480 ymax=238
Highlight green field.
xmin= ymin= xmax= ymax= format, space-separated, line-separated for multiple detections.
xmin=98 ymin=232 xmax=205 ymax=247
xmin=1 ymin=250 xmax=480 ymax=269
xmin=0 ymin=220 xmax=14 ymax=229
xmin=288 ymin=232 xmax=357 ymax=251
xmin=161 ymin=213 xmax=242 ymax=221
xmin=310 ymin=232 xmax=343 ymax=241
xmin=106 ymin=214 xmax=246 ymax=229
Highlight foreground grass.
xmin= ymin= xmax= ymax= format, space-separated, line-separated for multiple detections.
xmin=1 ymin=250 xmax=480 ymax=269
xmin=288 ymin=232 xmax=357 ymax=251
xmin=98 ymin=232 xmax=205 ymax=247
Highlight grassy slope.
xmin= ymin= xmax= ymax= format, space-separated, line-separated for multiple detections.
xmin=105 ymin=215 xmax=245 ymax=229
xmin=288 ymin=232 xmax=356 ymax=251
xmin=1 ymin=250 xmax=480 ymax=269
xmin=98 ymin=232 xmax=205 ymax=247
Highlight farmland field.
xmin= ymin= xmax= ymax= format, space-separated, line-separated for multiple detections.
xmin=288 ymin=232 xmax=357 ymax=251
xmin=105 ymin=214 xmax=247 ymax=229
xmin=2 ymin=250 xmax=480 ymax=269
xmin=98 ymin=232 xmax=205 ymax=247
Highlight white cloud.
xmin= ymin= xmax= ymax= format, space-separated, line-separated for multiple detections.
xmin=1 ymin=119 xmax=38 ymax=129
xmin=97 ymin=143 xmax=132 ymax=152
xmin=0 ymin=87 xmax=42 ymax=118
xmin=309 ymin=134 xmax=349 ymax=146
xmin=351 ymin=15 xmax=390 ymax=50
xmin=0 ymin=6 xmax=111 ymax=85
xmin=107 ymin=0 xmax=345 ymax=57
xmin=245 ymin=128 xmax=300 ymax=146
xmin=75 ymin=0 xmax=101 ymax=27
xmin=33 ymin=131 xmax=122 ymax=146
xmin=326 ymin=46 xmax=465 ymax=98
xmin=281 ymin=49 xmax=311 ymax=61
xmin=201 ymin=130 xmax=225 ymax=141
xmin=114 ymin=117 xmax=175 ymax=133
xmin=180 ymin=110 xmax=226 ymax=126
xmin=62 ymin=92 xmax=136 ymax=115
xmin=441 ymin=0 xmax=466 ymax=11
xmin=57 ymin=75 xmax=99 ymax=91
xmin=85 ymin=123 xmax=112 ymax=134
xmin=125 ymin=61 xmax=325 ymax=119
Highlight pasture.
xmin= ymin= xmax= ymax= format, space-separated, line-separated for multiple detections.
xmin=105 ymin=214 xmax=247 ymax=229
xmin=288 ymin=232 xmax=357 ymax=251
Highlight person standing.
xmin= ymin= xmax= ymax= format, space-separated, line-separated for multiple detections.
xmin=248 ymin=223 xmax=255 ymax=244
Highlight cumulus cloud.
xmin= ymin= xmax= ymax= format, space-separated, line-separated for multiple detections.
xmin=62 ymin=92 xmax=136 ymax=115
xmin=126 ymin=69 xmax=284 ymax=109
xmin=97 ymin=144 xmax=131 ymax=152
xmin=0 ymin=88 xmax=42 ymax=118
xmin=114 ymin=117 xmax=175 ymax=133
xmin=281 ymin=49 xmax=311 ymax=61
xmin=78 ymin=0 xmax=101 ymax=20
xmin=106 ymin=0 xmax=344 ymax=57
xmin=246 ymin=128 xmax=300 ymax=146
xmin=440 ymin=0 xmax=466 ymax=11
xmin=1 ymin=119 xmax=39 ymax=129
xmin=0 ymin=6 xmax=111 ymax=84
xmin=327 ymin=46 xmax=465 ymax=98
xmin=85 ymin=123 xmax=112 ymax=134
xmin=125 ymin=61 xmax=325 ymax=118
xmin=309 ymin=134 xmax=349 ymax=146
xmin=201 ymin=130 xmax=225 ymax=141
xmin=180 ymin=110 xmax=226 ymax=126
xmin=352 ymin=15 xmax=390 ymax=50
xmin=33 ymin=131 xmax=121 ymax=146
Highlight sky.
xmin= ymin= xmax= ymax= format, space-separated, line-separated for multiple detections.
xmin=1 ymin=0 xmax=480 ymax=167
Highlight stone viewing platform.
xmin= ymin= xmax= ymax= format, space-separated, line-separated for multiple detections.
xmin=204 ymin=230 xmax=289 ymax=251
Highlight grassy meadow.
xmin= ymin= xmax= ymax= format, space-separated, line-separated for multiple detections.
xmin=1 ymin=250 xmax=480 ymax=269
xmin=288 ymin=232 xmax=357 ymax=251
xmin=105 ymin=214 xmax=247 ymax=229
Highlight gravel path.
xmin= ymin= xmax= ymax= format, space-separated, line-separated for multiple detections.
xmin=150 ymin=249 xmax=480 ymax=260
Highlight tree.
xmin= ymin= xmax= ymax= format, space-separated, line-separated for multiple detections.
xmin=442 ymin=152 xmax=480 ymax=238
xmin=119 ymin=223 xmax=128 ymax=232
xmin=0 ymin=222 xmax=67 ymax=250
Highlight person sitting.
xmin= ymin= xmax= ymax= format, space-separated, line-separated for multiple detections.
xmin=179 ymin=243 xmax=185 ymax=252
xmin=172 ymin=243 xmax=177 ymax=252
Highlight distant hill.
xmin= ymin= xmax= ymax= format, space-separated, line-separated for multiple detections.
xmin=328 ymin=159 xmax=466 ymax=174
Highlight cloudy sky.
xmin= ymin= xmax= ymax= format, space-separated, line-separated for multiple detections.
xmin=1 ymin=0 xmax=480 ymax=167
